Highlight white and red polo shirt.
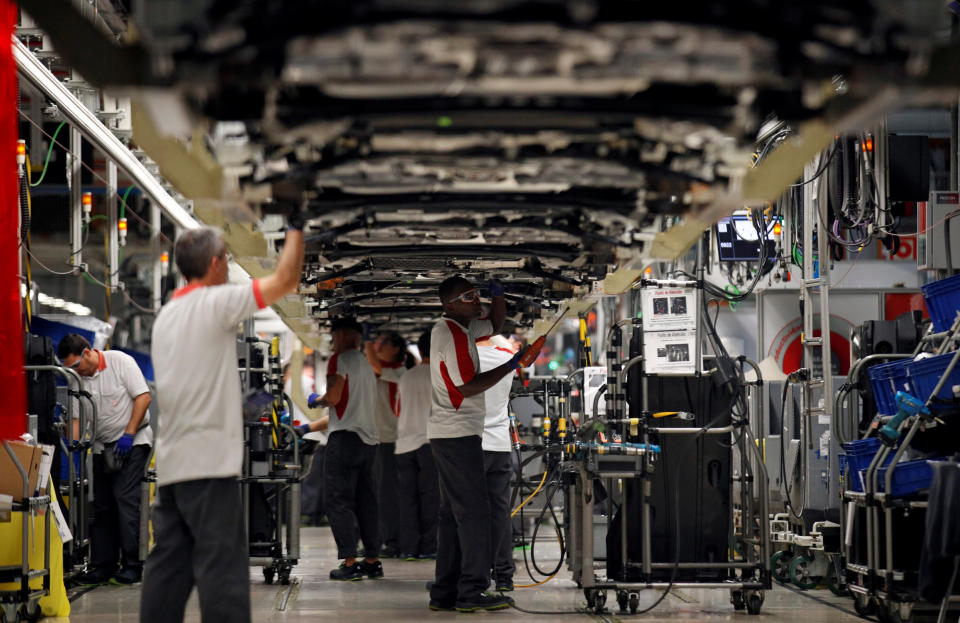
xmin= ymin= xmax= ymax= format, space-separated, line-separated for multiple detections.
xmin=325 ymin=349 xmax=378 ymax=445
xmin=477 ymin=345 xmax=516 ymax=452
xmin=373 ymin=361 xmax=405 ymax=444
xmin=427 ymin=316 xmax=494 ymax=440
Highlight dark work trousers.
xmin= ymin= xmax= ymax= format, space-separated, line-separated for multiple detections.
xmin=396 ymin=444 xmax=440 ymax=556
xmin=140 ymin=478 xmax=250 ymax=623
xmin=430 ymin=436 xmax=491 ymax=603
xmin=484 ymin=450 xmax=516 ymax=583
xmin=301 ymin=444 xmax=326 ymax=522
xmin=91 ymin=444 xmax=150 ymax=573
xmin=324 ymin=430 xmax=380 ymax=559
xmin=374 ymin=442 xmax=400 ymax=549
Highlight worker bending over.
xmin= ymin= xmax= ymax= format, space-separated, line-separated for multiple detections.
xmin=141 ymin=221 xmax=304 ymax=623
xmin=58 ymin=334 xmax=152 ymax=586
xmin=476 ymin=335 xmax=519 ymax=592
xmin=427 ymin=276 xmax=541 ymax=613
xmin=365 ymin=332 xmax=415 ymax=557
xmin=307 ymin=317 xmax=382 ymax=581
xmin=394 ymin=330 xmax=439 ymax=560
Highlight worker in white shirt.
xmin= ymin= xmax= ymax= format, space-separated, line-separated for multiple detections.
xmin=426 ymin=276 xmax=541 ymax=613
xmin=58 ymin=333 xmax=152 ymax=586
xmin=476 ymin=335 xmax=519 ymax=592
xmin=142 ymin=221 xmax=304 ymax=623
xmin=305 ymin=317 xmax=382 ymax=581
xmin=394 ymin=330 xmax=439 ymax=560
xmin=365 ymin=331 xmax=415 ymax=557
xmin=284 ymin=357 xmax=329 ymax=526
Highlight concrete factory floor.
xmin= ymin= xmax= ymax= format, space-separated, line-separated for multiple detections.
xmin=58 ymin=526 xmax=869 ymax=622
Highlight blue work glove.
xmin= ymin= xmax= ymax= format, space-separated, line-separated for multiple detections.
xmin=488 ymin=280 xmax=504 ymax=297
xmin=114 ymin=433 xmax=135 ymax=458
xmin=507 ymin=352 xmax=523 ymax=371
xmin=307 ymin=393 xmax=322 ymax=408
xmin=295 ymin=423 xmax=311 ymax=437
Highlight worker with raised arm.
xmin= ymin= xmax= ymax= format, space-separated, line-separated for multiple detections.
xmin=427 ymin=276 xmax=542 ymax=613
xmin=141 ymin=217 xmax=304 ymax=623
xmin=305 ymin=317 xmax=382 ymax=581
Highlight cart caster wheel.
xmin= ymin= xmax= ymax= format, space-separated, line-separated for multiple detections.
xmin=876 ymin=604 xmax=893 ymax=623
xmin=584 ymin=589 xmax=595 ymax=609
xmin=0 ymin=604 xmax=19 ymax=623
xmin=263 ymin=567 xmax=275 ymax=585
xmin=279 ymin=567 xmax=291 ymax=585
xmin=19 ymin=601 xmax=40 ymax=623
xmin=617 ymin=590 xmax=629 ymax=613
xmin=853 ymin=594 xmax=876 ymax=618
xmin=594 ymin=590 xmax=607 ymax=614
xmin=771 ymin=550 xmax=792 ymax=584
xmin=629 ymin=593 xmax=639 ymax=615
xmin=789 ymin=555 xmax=822 ymax=590
xmin=746 ymin=592 xmax=764 ymax=615
xmin=731 ymin=590 xmax=746 ymax=611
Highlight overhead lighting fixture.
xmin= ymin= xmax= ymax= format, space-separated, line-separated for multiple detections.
xmin=21 ymin=282 xmax=92 ymax=316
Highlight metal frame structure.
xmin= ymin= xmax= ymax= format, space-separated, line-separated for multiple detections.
xmin=564 ymin=285 xmax=771 ymax=615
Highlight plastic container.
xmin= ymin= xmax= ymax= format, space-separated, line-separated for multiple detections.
xmin=841 ymin=438 xmax=893 ymax=492
xmin=922 ymin=274 xmax=960 ymax=332
xmin=868 ymin=359 xmax=914 ymax=416
xmin=876 ymin=457 xmax=943 ymax=497
xmin=906 ymin=352 xmax=960 ymax=411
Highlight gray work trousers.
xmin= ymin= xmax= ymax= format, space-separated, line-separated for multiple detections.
xmin=430 ymin=436 xmax=491 ymax=603
xmin=484 ymin=450 xmax=516 ymax=582
xmin=91 ymin=444 xmax=150 ymax=572
xmin=140 ymin=478 xmax=250 ymax=623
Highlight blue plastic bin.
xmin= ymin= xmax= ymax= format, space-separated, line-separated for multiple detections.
xmin=841 ymin=438 xmax=893 ymax=492
xmin=876 ymin=457 xmax=943 ymax=497
xmin=922 ymin=274 xmax=960 ymax=332
xmin=906 ymin=352 xmax=960 ymax=411
xmin=868 ymin=360 xmax=914 ymax=416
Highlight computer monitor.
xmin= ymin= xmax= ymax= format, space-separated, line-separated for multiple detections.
xmin=716 ymin=214 xmax=777 ymax=262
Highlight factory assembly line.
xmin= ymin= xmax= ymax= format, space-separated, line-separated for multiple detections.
xmin=3 ymin=1 xmax=960 ymax=622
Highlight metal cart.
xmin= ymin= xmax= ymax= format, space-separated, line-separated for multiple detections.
xmin=24 ymin=364 xmax=95 ymax=581
xmin=238 ymin=335 xmax=304 ymax=585
xmin=0 ymin=441 xmax=52 ymax=623
xmin=841 ymin=314 xmax=960 ymax=622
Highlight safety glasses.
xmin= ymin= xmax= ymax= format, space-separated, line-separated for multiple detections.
xmin=67 ymin=349 xmax=87 ymax=369
xmin=446 ymin=288 xmax=479 ymax=304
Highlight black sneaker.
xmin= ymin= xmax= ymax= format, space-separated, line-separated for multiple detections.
xmin=380 ymin=544 xmax=401 ymax=558
xmin=455 ymin=592 xmax=514 ymax=612
xmin=109 ymin=567 xmax=142 ymax=585
xmin=418 ymin=552 xmax=436 ymax=560
xmin=400 ymin=552 xmax=418 ymax=561
xmin=329 ymin=562 xmax=364 ymax=581
xmin=357 ymin=559 xmax=384 ymax=579
xmin=495 ymin=578 xmax=514 ymax=592
xmin=429 ymin=599 xmax=456 ymax=611
xmin=74 ymin=568 xmax=112 ymax=587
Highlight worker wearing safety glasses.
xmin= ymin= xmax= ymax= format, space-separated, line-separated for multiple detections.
xmin=58 ymin=333 xmax=152 ymax=588
xmin=426 ymin=276 xmax=542 ymax=613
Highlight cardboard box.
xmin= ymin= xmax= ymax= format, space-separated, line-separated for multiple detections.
xmin=0 ymin=441 xmax=41 ymax=502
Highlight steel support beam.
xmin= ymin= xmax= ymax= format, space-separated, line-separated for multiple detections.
xmin=13 ymin=35 xmax=199 ymax=231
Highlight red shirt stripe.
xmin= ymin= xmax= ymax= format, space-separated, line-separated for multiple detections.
xmin=252 ymin=279 xmax=266 ymax=309
xmin=439 ymin=361 xmax=464 ymax=410
xmin=445 ymin=320 xmax=475 ymax=383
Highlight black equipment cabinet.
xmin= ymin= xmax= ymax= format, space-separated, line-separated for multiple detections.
xmin=606 ymin=334 xmax=733 ymax=582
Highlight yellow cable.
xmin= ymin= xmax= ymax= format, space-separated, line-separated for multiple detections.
xmin=511 ymin=469 xmax=548 ymax=518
